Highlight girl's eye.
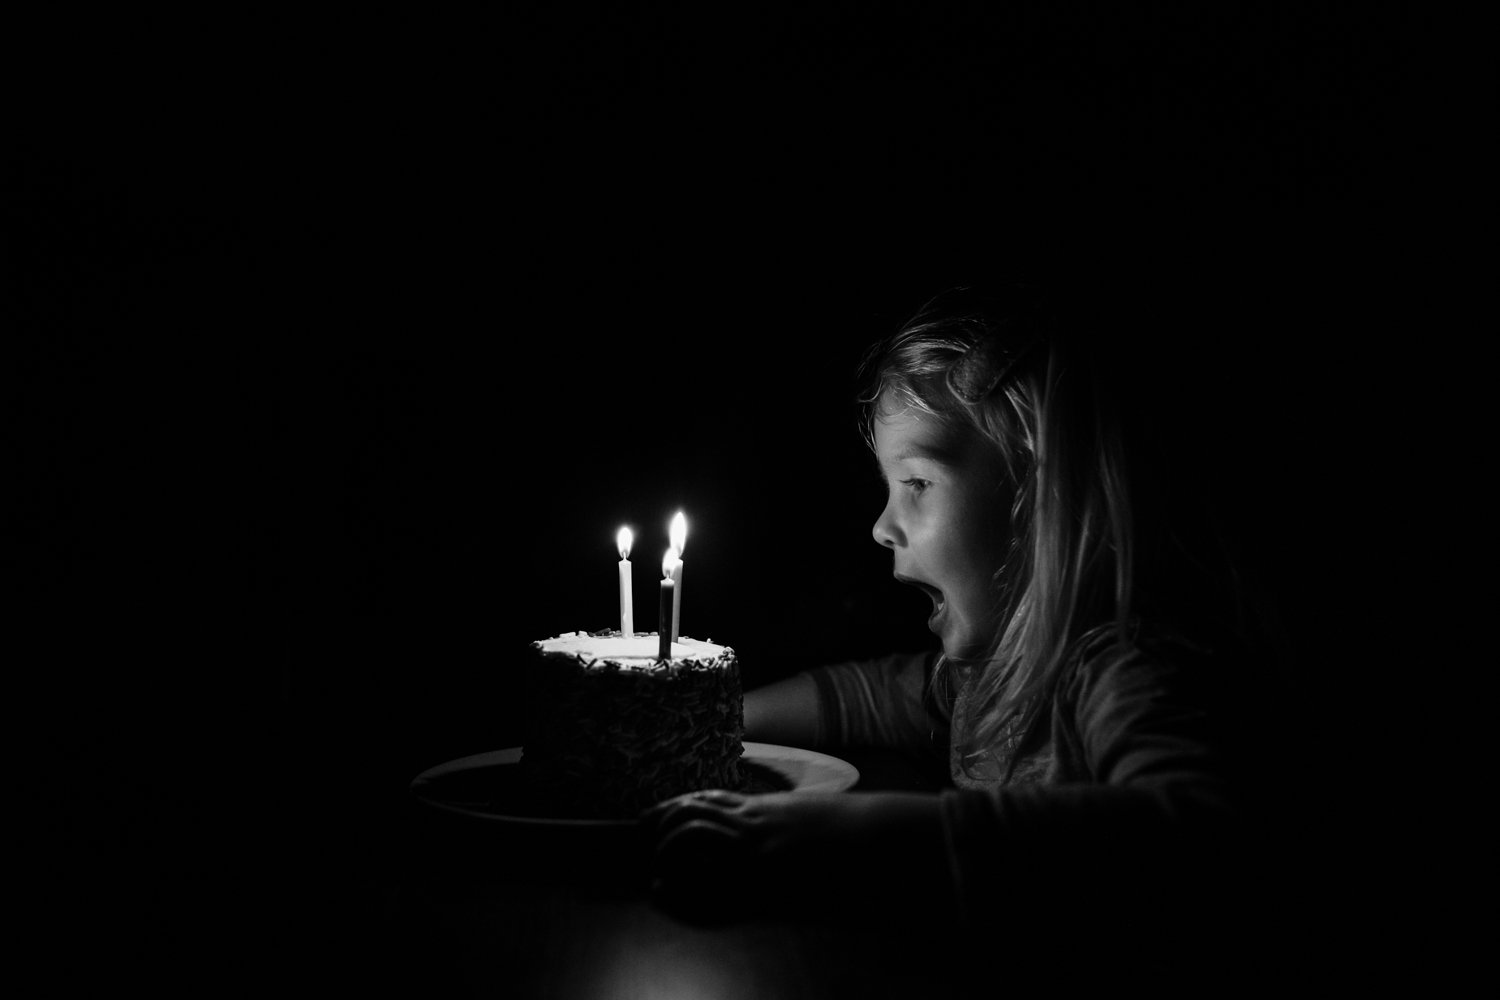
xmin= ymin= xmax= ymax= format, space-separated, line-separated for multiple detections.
xmin=900 ymin=477 xmax=931 ymax=495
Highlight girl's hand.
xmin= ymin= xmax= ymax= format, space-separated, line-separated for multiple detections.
xmin=639 ymin=789 xmax=949 ymax=924
xmin=643 ymin=789 xmax=849 ymax=863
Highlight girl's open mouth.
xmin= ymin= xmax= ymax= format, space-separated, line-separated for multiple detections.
xmin=914 ymin=581 xmax=946 ymax=625
xmin=895 ymin=573 xmax=945 ymax=627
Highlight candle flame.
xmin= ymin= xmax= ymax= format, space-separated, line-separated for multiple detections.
xmin=670 ymin=510 xmax=688 ymax=555
xmin=617 ymin=526 xmax=633 ymax=560
xmin=662 ymin=548 xmax=681 ymax=578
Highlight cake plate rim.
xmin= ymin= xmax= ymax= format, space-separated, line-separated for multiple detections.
xmin=409 ymin=741 xmax=860 ymax=828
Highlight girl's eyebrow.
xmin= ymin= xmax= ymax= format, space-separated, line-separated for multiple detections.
xmin=890 ymin=442 xmax=963 ymax=465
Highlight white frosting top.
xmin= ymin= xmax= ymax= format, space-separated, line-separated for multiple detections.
xmin=534 ymin=632 xmax=730 ymax=671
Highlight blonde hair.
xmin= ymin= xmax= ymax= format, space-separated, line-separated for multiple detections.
xmin=857 ymin=286 xmax=1143 ymax=777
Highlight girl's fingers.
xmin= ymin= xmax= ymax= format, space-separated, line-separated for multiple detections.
xmin=641 ymin=789 xmax=749 ymax=835
xmin=691 ymin=789 xmax=748 ymax=808
xmin=656 ymin=816 xmax=744 ymax=855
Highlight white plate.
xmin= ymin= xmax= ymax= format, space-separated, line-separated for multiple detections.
xmin=410 ymin=741 xmax=859 ymax=827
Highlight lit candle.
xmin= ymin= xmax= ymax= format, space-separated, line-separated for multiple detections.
xmin=617 ymin=526 xmax=634 ymax=637
xmin=659 ymin=548 xmax=680 ymax=660
xmin=669 ymin=510 xmax=687 ymax=643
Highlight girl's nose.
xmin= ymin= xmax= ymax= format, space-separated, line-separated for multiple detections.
xmin=872 ymin=499 xmax=903 ymax=550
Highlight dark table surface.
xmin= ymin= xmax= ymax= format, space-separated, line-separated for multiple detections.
xmin=382 ymin=814 xmax=957 ymax=999
xmin=253 ymin=748 xmax=1360 ymax=998
xmin=358 ymin=749 xmax=978 ymax=999
xmin=42 ymin=738 xmax=1382 ymax=998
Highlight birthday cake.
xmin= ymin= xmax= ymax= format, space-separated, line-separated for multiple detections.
xmin=519 ymin=629 xmax=747 ymax=819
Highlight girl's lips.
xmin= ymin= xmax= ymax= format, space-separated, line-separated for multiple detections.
xmin=927 ymin=589 xmax=947 ymax=628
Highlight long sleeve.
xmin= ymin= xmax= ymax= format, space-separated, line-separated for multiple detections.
xmin=802 ymin=649 xmax=947 ymax=758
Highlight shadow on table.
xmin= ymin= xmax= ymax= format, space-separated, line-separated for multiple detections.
xmin=367 ymin=746 xmax=1309 ymax=996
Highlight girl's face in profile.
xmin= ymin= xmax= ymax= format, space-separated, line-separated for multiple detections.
xmin=871 ymin=390 xmax=1013 ymax=661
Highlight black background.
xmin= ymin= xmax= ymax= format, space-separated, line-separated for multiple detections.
xmin=13 ymin=3 xmax=1457 ymax=985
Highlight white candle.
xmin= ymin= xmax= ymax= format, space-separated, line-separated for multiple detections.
xmin=617 ymin=526 xmax=634 ymax=637
xmin=669 ymin=511 xmax=687 ymax=643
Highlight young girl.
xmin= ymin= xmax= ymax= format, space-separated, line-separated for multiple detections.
xmin=643 ymin=284 xmax=1290 ymax=954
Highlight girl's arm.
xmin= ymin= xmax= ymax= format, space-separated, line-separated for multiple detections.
xmin=743 ymin=650 xmax=943 ymax=752
xmin=744 ymin=672 xmax=820 ymax=747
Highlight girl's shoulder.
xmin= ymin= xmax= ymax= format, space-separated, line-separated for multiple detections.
xmin=1070 ymin=617 xmax=1212 ymax=659
xmin=1059 ymin=618 xmax=1228 ymax=698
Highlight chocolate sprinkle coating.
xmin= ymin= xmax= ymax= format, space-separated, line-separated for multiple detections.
xmin=519 ymin=629 xmax=761 ymax=819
